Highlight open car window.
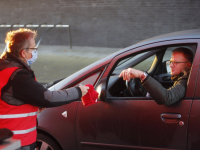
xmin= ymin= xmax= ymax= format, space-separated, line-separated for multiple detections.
xmin=107 ymin=44 xmax=196 ymax=99
xmin=107 ymin=50 xmax=157 ymax=98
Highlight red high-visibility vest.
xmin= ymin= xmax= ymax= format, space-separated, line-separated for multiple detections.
xmin=0 ymin=67 xmax=38 ymax=146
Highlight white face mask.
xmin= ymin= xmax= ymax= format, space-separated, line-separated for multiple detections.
xmin=25 ymin=50 xmax=38 ymax=66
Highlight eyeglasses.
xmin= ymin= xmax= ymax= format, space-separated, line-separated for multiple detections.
xmin=166 ymin=60 xmax=188 ymax=66
xmin=24 ymin=47 xmax=38 ymax=53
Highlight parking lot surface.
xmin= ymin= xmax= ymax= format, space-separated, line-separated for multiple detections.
xmin=0 ymin=44 xmax=119 ymax=83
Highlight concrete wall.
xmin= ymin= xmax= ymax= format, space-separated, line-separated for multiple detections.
xmin=0 ymin=0 xmax=200 ymax=48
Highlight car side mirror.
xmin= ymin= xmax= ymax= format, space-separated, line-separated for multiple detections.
xmin=96 ymin=78 xmax=107 ymax=101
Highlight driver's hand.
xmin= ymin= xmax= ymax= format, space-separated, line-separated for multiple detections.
xmin=119 ymin=68 xmax=144 ymax=81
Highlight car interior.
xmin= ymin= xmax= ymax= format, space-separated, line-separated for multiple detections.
xmin=107 ymin=44 xmax=197 ymax=98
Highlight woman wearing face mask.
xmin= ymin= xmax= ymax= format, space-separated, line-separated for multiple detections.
xmin=0 ymin=28 xmax=89 ymax=150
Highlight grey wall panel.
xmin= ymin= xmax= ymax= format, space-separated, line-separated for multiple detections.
xmin=0 ymin=0 xmax=199 ymax=48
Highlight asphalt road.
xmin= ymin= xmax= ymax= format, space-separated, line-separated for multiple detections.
xmin=0 ymin=44 xmax=119 ymax=83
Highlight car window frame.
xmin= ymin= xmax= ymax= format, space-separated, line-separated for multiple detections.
xmin=107 ymin=48 xmax=161 ymax=100
xmin=104 ymin=43 xmax=198 ymax=101
xmin=66 ymin=66 xmax=107 ymax=89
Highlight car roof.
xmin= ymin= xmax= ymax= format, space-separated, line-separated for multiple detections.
xmin=137 ymin=29 xmax=200 ymax=46
xmin=107 ymin=29 xmax=200 ymax=59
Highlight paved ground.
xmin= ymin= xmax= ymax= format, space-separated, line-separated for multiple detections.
xmin=0 ymin=44 xmax=119 ymax=83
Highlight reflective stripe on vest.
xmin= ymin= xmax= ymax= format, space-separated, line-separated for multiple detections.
xmin=0 ymin=111 xmax=38 ymax=119
xmin=13 ymin=126 xmax=36 ymax=135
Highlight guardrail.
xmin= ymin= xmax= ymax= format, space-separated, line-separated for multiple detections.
xmin=0 ymin=24 xmax=72 ymax=49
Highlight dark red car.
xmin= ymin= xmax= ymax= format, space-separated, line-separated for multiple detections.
xmin=37 ymin=29 xmax=200 ymax=150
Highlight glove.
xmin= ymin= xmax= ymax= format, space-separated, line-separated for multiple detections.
xmin=81 ymin=84 xmax=99 ymax=107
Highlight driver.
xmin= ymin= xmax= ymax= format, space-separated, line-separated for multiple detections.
xmin=119 ymin=47 xmax=193 ymax=105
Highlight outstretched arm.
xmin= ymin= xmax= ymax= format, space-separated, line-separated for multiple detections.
xmin=119 ymin=68 xmax=187 ymax=105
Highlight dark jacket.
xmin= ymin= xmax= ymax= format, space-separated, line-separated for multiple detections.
xmin=142 ymin=74 xmax=188 ymax=105
xmin=0 ymin=52 xmax=82 ymax=107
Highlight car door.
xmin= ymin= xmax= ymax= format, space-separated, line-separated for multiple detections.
xmin=37 ymin=69 xmax=106 ymax=150
xmin=187 ymin=46 xmax=200 ymax=150
xmin=75 ymin=41 xmax=199 ymax=150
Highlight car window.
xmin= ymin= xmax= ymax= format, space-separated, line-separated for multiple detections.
xmin=73 ymin=71 xmax=102 ymax=87
xmin=134 ymin=55 xmax=156 ymax=71
xmin=116 ymin=52 xmax=148 ymax=69
xmin=107 ymin=44 xmax=196 ymax=99
xmin=107 ymin=51 xmax=156 ymax=98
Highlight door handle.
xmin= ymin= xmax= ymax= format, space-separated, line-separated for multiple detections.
xmin=161 ymin=113 xmax=181 ymax=123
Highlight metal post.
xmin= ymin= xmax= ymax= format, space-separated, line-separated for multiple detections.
xmin=68 ymin=25 xmax=72 ymax=49
xmin=10 ymin=24 xmax=13 ymax=31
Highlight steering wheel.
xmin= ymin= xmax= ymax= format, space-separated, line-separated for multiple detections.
xmin=125 ymin=78 xmax=145 ymax=97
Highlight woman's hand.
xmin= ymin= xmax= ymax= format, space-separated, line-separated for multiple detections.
xmin=79 ymin=86 xmax=90 ymax=96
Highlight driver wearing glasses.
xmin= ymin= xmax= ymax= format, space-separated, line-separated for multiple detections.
xmin=119 ymin=47 xmax=193 ymax=105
